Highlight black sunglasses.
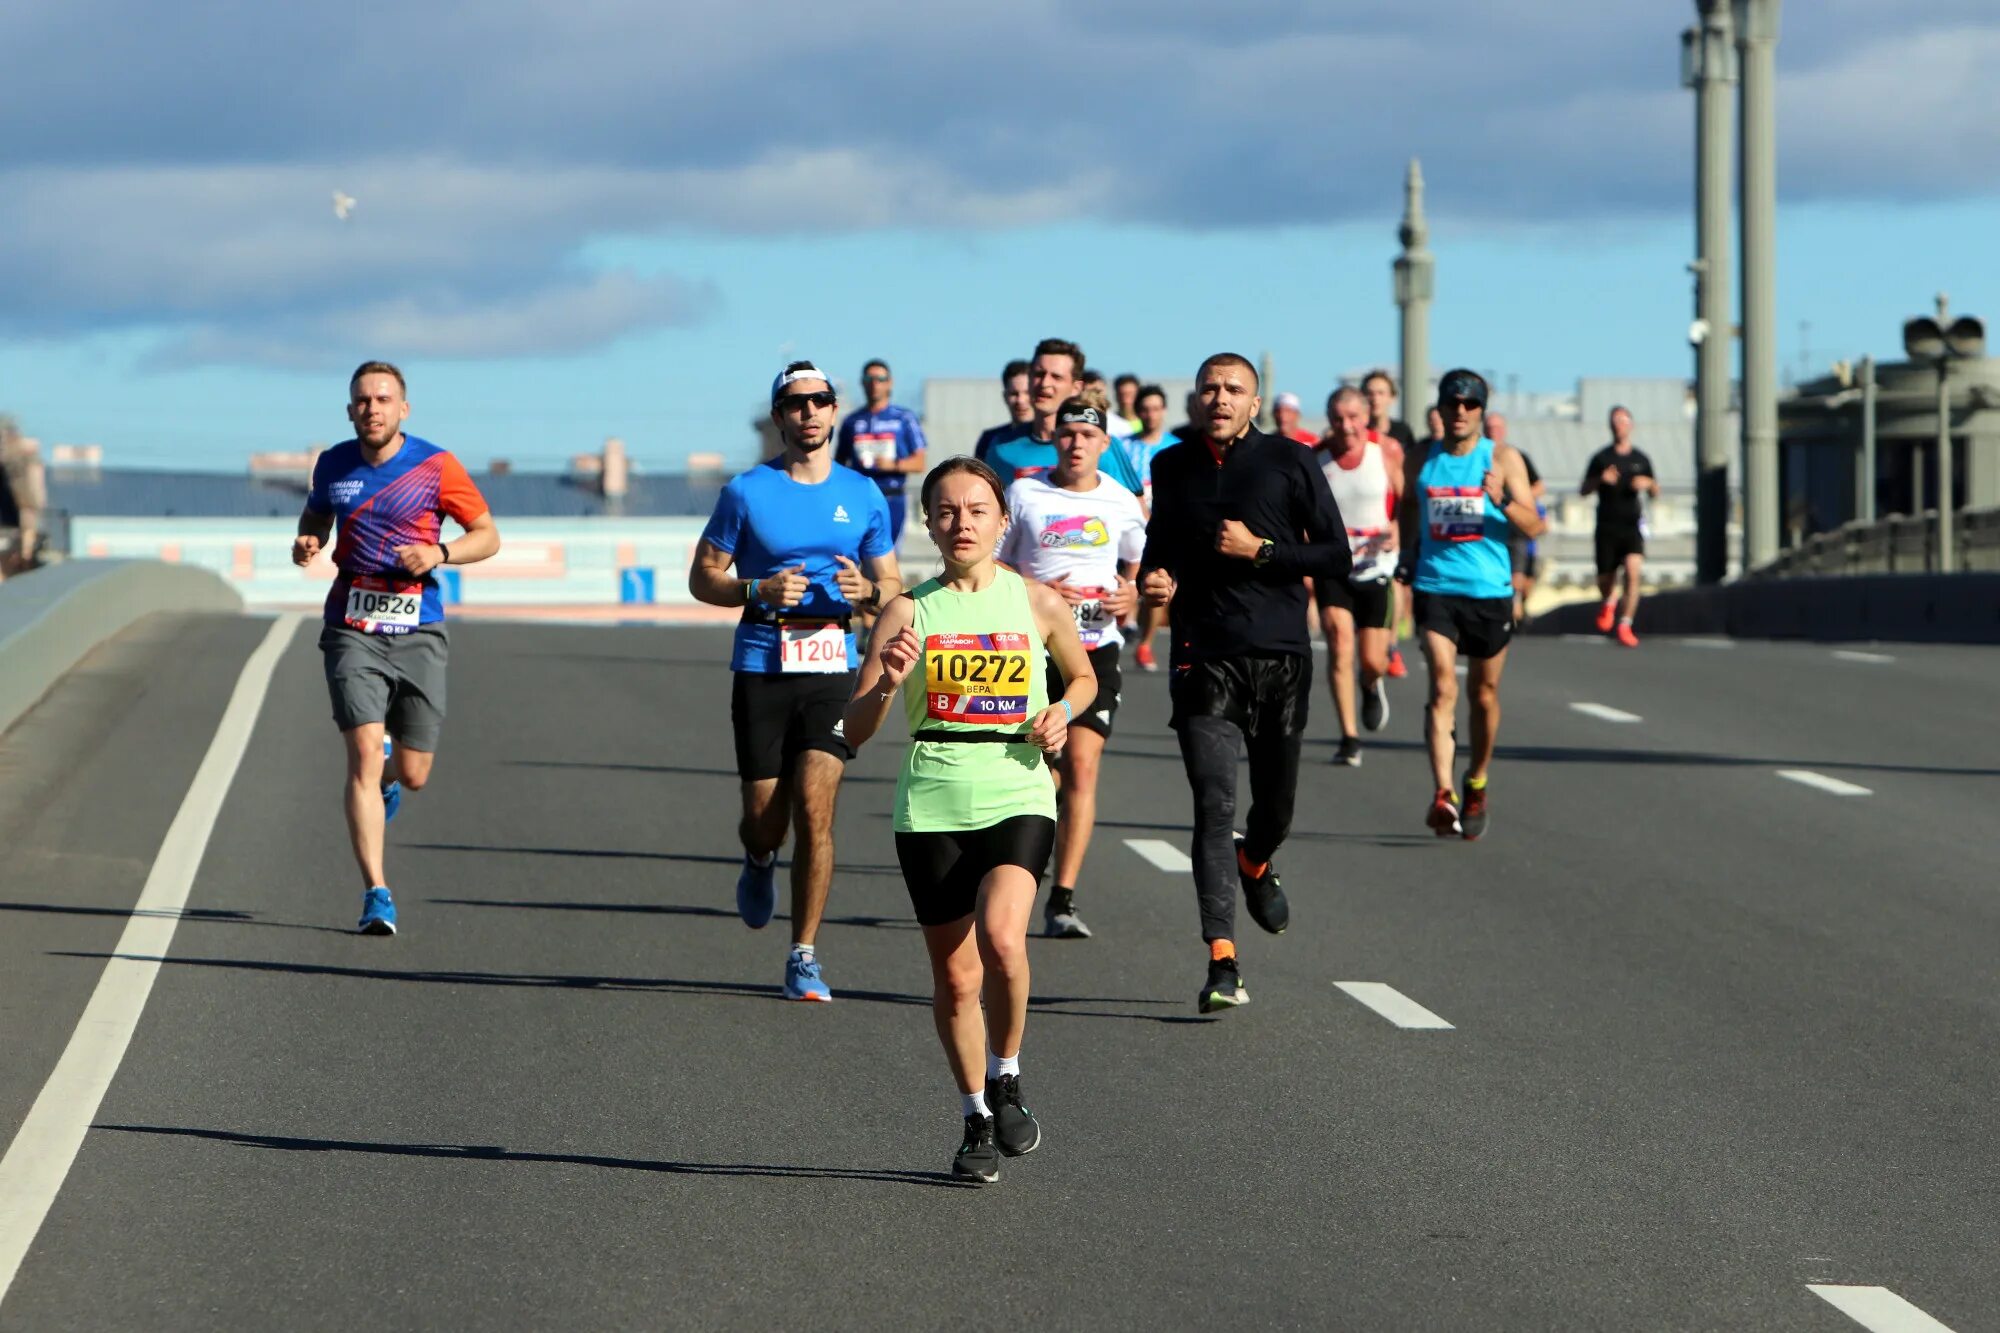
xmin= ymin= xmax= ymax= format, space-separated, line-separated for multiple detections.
xmin=778 ymin=391 xmax=837 ymax=411
xmin=1441 ymin=397 xmax=1483 ymax=413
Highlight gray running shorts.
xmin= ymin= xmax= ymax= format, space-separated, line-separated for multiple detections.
xmin=318 ymin=622 xmax=450 ymax=751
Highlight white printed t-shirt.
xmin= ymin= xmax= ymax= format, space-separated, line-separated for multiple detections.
xmin=999 ymin=473 xmax=1147 ymax=651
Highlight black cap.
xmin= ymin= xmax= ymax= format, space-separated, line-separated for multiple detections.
xmin=1436 ymin=368 xmax=1488 ymax=408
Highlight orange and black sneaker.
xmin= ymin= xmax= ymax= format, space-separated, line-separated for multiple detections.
xmin=1233 ymin=833 xmax=1289 ymax=934
xmin=1460 ymin=779 xmax=1489 ymax=841
xmin=1426 ymin=788 xmax=1461 ymax=838
xmin=1198 ymin=940 xmax=1248 ymax=1014
xmin=1595 ymin=600 xmax=1618 ymax=633
xmin=1615 ymin=622 xmax=1639 ymax=648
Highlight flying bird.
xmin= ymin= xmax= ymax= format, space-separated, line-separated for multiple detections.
xmin=332 ymin=191 xmax=356 ymax=221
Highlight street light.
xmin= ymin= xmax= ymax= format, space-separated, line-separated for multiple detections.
xmin=1901 ymin=297 xmax=1987 ymax=572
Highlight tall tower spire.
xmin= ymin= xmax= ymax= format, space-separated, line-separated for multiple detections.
xmin=1394 ymin=158 xmax=1434 ymax=425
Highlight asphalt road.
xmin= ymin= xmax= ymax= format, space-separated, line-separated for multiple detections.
xmin=2 ymin=615 xmax=1996 ymax=1331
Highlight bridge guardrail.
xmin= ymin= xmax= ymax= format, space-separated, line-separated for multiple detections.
xmin=1757 ymin=507 xmax=2000 ymax=577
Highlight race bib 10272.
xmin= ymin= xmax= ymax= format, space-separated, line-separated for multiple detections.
xmin=924 ymin=632 xmax=1032 ymax=725
xmin=343 ymin=575 xmax=423 ymax=634
xmin=1425 ymin=487 xmax=1488 ymax=542
xmin=779 ymin=621 xmax=849 ymax=673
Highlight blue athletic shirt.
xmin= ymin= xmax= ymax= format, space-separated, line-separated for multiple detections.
xmin=701 ymin=459 xmax=895 ymax=673
xmin=1412 ymin=437 xmax=1513 ymax=600
xmin=834 ymin=403 xmax=926 ymax=497
xmin=982 ymin=422 xmax=1145 ymax=496
xmin=306 ymin=436 xmax=490 ymax=632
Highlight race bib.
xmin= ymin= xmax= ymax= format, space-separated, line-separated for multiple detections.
xmin=779 ymin=621 xmax=849 ymax=673
xmin=1426 ymin=487 xmax=1487 ymax=542
xmin=924 ymin=632 xmax=1032 ymax=725
xmin=343 ymin=575 xmax=423 ymax=634
xmin=1069 ymin=587 xmax=1111 ymax=642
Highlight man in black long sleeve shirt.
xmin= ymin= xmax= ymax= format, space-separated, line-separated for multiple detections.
xmin=1140 ymin=352 xmax=1350 ymax=1014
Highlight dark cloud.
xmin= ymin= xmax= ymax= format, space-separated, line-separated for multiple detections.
xmin=1 ymin=0 xmax=1993 ymax=360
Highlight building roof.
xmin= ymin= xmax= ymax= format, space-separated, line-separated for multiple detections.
xmin=48 ymin=467 xmax=726 ymax=519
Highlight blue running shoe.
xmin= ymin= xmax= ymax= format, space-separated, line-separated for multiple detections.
xmin=380 ymin=736 xmax=401 ymax=824
xmin=358 ymin=887 xmax=397 ymax=936
xmin=783 ymin=947 xmax=831 ymax=1002
xmin=736 ymin=854 xmax=777 ymax=929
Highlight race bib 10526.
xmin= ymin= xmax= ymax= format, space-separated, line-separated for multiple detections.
xmin=344 ymin=575 xmax=423 ymax=634
xmin=924 ymin=632 xmax=1032 ymax=725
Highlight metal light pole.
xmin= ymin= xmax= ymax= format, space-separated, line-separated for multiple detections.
xmin=1857 ymin=355 xmax=1876 ymax=523
xmin=1684 ymin=1 xmax=1736 ymax=583
xmin=1734 ymin=0 xmax=1781 ymax=569
xmin=1394 ymin=159 xmax=1433 ymax=417
xmin=1936 ymin=359 xmax=1953 ymax=571
xmin=1903 ymin=296 xmax=1988 ymax=574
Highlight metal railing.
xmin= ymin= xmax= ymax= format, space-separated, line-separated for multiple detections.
xmin=1755 ymin=507 xmax=2000 ymax=577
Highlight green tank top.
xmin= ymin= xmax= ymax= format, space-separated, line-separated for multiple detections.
xmin=894 ymin=569 xmax=1058 ymax=833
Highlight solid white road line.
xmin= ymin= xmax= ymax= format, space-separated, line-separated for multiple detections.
xmin=1777 ymin=769 xmax=1873 ymax=797
xmin=1125 ymin=839 xmax=1192 ymax=873
xmin=1570 ymin=702 xmax=1643 ymax=724
xmin=0 ymin=614 xmax=300 ymax=1308
xmin=1333 ymin=982 xmax=1455 ymax=1030
xmin=1807 ymin=1284 xmax=1958 ymax=1333
xmin=1834 ymin=650 xmax=1896 ymax=664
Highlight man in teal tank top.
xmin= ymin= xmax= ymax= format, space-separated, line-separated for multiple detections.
xmin=1395 ymin=369 xmax=1544 ymax=842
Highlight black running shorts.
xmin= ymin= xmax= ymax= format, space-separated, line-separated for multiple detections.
xmin=1046 ymin=644 xmax=1123 ymax=739
xmin=1413 ymin=593 xmax=1514 ymax=660
xmin=1167 ymin=653 xmax=1311 ymax=739
xmin=1594 ymin=523 xmax=1645 ymax=574
xmin=1314 ymin=575 xmax=1394 ymax=631
xmin=730 ymin=671 xmax=856 ymax=782
xmin=894 ymin=815 xmax=1057 ymax=927
xmin=319 ymin=622 xmax=449 ymax=751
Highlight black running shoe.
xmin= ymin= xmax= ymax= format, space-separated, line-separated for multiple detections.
xmin=1198 ymin=956 xmax=1249 ymax=1014
xmin=1234 ymin=832 xmax=1289 ymax=935
xmin=986 ymin=1075 xmax=1041 ymax=1157
xmin=1361 ymin=678 xmax=1389 ymax=732
xmin=1334 ymin=736 xmax=1362 ymax=767
xmin=952 ymin=1114 xmax=1000 ymax=1183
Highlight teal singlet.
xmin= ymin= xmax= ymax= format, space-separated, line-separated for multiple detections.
xmin=1413 ymin=438 xmax=1513 ymax=599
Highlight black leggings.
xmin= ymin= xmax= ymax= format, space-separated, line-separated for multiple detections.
xmin=1170 ymin=656 xmax=1309 ymax=942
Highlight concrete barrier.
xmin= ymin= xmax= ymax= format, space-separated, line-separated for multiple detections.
xmin=1527 ymin=573 xmax=2000 ymax=644
xmin=0 ymin=559 xmax=243 ymax=735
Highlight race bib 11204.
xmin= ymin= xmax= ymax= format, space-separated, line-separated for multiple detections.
xmin=779 ymin=621 xmax=849 ymax=673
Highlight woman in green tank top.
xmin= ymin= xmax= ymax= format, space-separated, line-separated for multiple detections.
xmin=845 ymin=457 xmax=1097 ymax=1183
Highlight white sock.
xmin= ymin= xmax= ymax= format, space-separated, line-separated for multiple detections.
xmin=961 ymin=1090 xmax=989 ymax=1118
xmin=987 ymin=1052 xmax=1020 ymax=1081
xmin=792 ymin=942 xmax=814 ymax=959
xmin=748 ymin=849 xmax=775 ymax=867
xmin=1619 ymin=616 xmax=1633 ymax=627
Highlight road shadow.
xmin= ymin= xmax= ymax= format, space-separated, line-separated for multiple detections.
xmin=403 ymin=844 xmax=902 ymax=876
xmin=55 ymin=953 xmax=1197 ymax=1023
xmin=96 ymin=1124 xmax=968 ymax=1190
xmin=0 ymin=902 xmax=349 ymax=934
xmin=429 ymin=897 xmax=920 ymax=932
xmin=507 ymin=759 xmax=893 ymax=785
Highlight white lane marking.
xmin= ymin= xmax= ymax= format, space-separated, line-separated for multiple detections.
xmin=1681 ymin=637 xmax=1735 ymax=649
xmin=1570 ymin=702 xmax=1643 ymax=724
xmin=1333 ymin=982 xmax=1455 ymax=1030
xmin=1834 ymin=650 xmax=1895 ymax=664
xmin=0 ymin=614 xmax=300 ymax=1306
xmin=1124 ymin=839 xmax=1192 ymax=872
xmin=1777 ymin=769 xmax=1873 ymax=797
xmin=1807 ymin=1285 xmax=1958 ymax=1333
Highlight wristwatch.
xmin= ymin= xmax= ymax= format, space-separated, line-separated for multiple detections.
xmin=1253 ymin=539 xmax=1275 ymax=568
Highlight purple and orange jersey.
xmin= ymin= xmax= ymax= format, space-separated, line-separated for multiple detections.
xmin=307 ymin=435 xmax=489 ymax=631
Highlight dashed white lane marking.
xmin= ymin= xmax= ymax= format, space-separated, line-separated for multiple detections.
xmin=1681 ymin=637 xmax=1735 ymax=649
xmin=0 ymin=615 xmax=301 ymax=1307
xmin=1807 ymin=1284 xmax=1958 ymax=1333
xmin=1834 ymin=650 xmax=1896 ymax=664
xmin=1778 ymin=769 xmax=1873 ymax=797
xmin=1333 ymin=982 xmax=1455 ymax=1030
xmin=1124 ymin=839 xmax=1192 ymax=872
xmin=1569 ymin=702 xmax=1642 ymax=724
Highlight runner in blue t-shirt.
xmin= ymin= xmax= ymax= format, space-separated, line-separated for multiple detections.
xmin=984 ymin=338 xmax=1146 ymax=496
xmin=834 ymin=359 xmax=927 ymax=547
xmin=292 ymin=360 xmax=503 ymax=937
xmin=689 ymin=360 xmax=905 ymax=1002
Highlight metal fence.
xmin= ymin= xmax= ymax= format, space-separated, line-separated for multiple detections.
xmin=1755 ymin=507 xmax=2000 ymax=577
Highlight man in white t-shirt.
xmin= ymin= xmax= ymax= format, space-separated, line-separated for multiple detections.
xmin=1000 ymin=396 xmax=1146 ymax=940
xmin=1313 ymin=386 xmax=1403 ymax=767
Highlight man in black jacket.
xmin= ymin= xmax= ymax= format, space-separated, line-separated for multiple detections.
xmin=1140 ymin=353 xmax=1351 ymax=1014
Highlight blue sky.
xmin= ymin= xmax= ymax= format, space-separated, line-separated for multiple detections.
xmin=3 ymin=0 xmax=1996 ymax=472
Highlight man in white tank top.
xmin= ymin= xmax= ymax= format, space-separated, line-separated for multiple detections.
xmin=1312 ymin=386 xmax=1403 ymax=766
